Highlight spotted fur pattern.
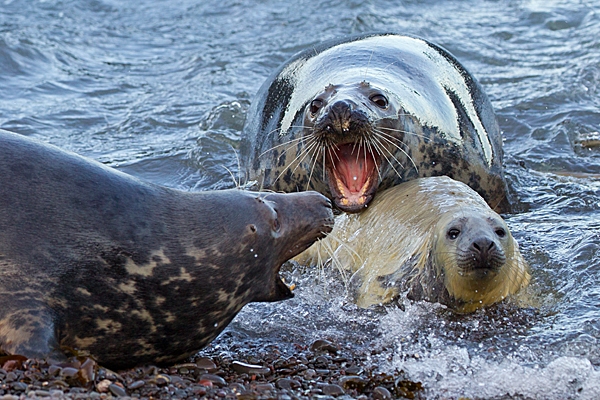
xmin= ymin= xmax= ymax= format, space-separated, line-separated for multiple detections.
xmin=0 ymin=129 xmax=333 ymax=369
xmin=241 ymin=33 xmax=509 ymax=212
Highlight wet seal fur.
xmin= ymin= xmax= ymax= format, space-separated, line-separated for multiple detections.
xmin=241 ymin=32 xmax=509 ymax=213
xmin=298 ymin=176 xmax=529 ymax=313
xmin=0 ymin=129 xmax=333 ymax=369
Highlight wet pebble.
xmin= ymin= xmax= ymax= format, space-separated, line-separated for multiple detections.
xmin=253 ymin=383 xmax=275 ymax=392
xmin=10 ymin=382 xmax=27 ymax=391
xmin=60 ymin=367 xmax=78 ymax=378
xmin=344 ymin=365 xmax=363 ymax=375
xmin=339 ymin=375 xmax=369 ymax=390
xmin=195 ymin=357 xmax=217 ymax=372
xmin=199 ymin=373 xmax=227 ymax=387
xmin=127 ymin=380 xmax=145 ymax=390
xmin=276 ymin=378 xmax=301 ymax=390
xmin=47 ymin=365 xmax=61 ymax=376
xmin=229 ymin=382 xmax=246 ymax=393
xmin=108 ymin=383 xmax=127 ymax=397
xmin=0 ymin=395 xmax=20 ymax=400
xmin=231 ymin=360 xmax=271 ymax=375
xmin=373 ymin=386 xmax=392 ymax=399
xmin=303 ymin=368 xmax=316 ymax=379
xmin=96 ymin=379 xmax=111 ymax=393
xmin=321 ymin=383 xmax=345 ymax=396
xmin=155 ymin=374 xmax=171 ymax=385
xmin=310 ymin=339 xmax=338 ymax=353
xmin=4 ymin=372 xmax=17 ymax=382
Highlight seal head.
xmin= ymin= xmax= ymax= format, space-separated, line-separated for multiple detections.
xmin=297 ymin=176 xmax=529 ymax=312
xmin=241 ymin=33 xmax=509 ymax=213
xmin=0 ymin=129 xmax=333 ymax=369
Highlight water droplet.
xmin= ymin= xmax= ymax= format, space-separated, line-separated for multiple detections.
xmin=250 ymin=248 xmax=254 ymax=252
xmin=254 ymin=254 xmax=258 ymax=258
xmin=353 ymin=176 xmax=358 ymax=181
xmin=214 ymin=322 xmax=218 ymax=327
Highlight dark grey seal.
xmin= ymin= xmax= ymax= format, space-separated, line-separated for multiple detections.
xmin=241 ymin=33 xmax=509 ymax=213
xmin=0 ymin=129 xmax=333 ymax=370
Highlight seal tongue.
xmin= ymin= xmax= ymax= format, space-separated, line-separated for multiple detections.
xmin=329 ymin=143 xmax=377 ymax=211
xmin=336 ymin=144 xmax=374 ymax=192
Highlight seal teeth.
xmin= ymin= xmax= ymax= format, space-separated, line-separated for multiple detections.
xmin=328 ymin=143 xmax=377 ymax=211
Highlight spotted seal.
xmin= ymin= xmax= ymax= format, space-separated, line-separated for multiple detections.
xmin=298 ymin=176 xmax=529 ymax=313
xmin=241 ymin=33 xmax=509 ymax=213
xmin=0 ymin=129 xmax=333 ymax=369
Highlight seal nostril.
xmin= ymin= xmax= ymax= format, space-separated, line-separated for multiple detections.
xmin=310 ymin=99 xmax=323 ymax=115
xmin=488 ymin=241 xmax=495 ymax=251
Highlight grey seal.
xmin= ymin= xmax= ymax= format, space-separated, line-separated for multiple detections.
xmin=298 ymin=176 xmax=529 ymax=313
xmin=0 ymin=129 xmax=333 ymax=369
xmin=241 ymin=33 xmax=509 ymax=213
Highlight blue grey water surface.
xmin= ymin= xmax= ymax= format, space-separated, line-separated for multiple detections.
xmin=1 ymin=0 xmax=600 ymax=398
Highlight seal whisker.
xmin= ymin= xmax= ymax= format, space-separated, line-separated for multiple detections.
xmin=372 ymin=129 xmax=419 ymax=173
xmin=305 ymin=142 xmax=325 ymax=191
xmin=271 ymin=136 xmax=321 ymax=185
xmin=363 ymin=139 xmax=384 ymax=181
xmin=258 ymin=135 xmax=305 ymax=158
xmin=241 ymin=33 xmax=510 ymax=213
xmin=258 ymin=125 xmax=322 ymax=160
xmin=0 ymin=129 xmax=335 ymax=368
xmin=369 ymin=135 xmax=407 ymax=178
xmin=374 ymin=124 xmax=432 ymax=142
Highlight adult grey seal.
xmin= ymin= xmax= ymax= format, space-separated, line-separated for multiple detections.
xmin=298 ymin=176 xmax=529 ymax=313
xmin=0 ymin=129 xmax=333 ymax=369
xmin=241 ymin=33 xmax=509 ymax=213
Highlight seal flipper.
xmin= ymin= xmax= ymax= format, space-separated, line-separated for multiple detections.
xmin=0 ymin=304 xmax=62 ymax=362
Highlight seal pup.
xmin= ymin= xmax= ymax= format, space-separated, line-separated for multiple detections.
xmin=241 ymin=33 xmax=509 ymax=213
xmin=298 ymin=176 xmax=529 ymax=313
xmin=0 ymin=129 xmax=333 ymax=369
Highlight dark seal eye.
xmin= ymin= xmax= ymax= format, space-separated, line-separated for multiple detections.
xmin=495 ymin=228 xmax=506 ymax=238
xmin=370 ymin=94 xmax=388 ymax=108
xmin=309 ymin=99 xmax=323 ymax=115
xmin=447 ymin=228 xmax=460 ymax=240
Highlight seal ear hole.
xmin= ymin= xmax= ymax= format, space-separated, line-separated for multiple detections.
xmin=495 ymin=228 xmax=506 ymax=238
xmin=370 ymin=94 xmax=389 ymax=109
xmin=310 ymin=99 xmax=323 ymax=115
xmin=447 ymin=228 xmax=460 ymax=240
xmin=248 ymin=224 xmax=257 ymax=233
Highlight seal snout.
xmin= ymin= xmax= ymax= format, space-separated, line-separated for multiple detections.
xmin=467 ymin=236 xmax=506 ymax=272
xmin=315 ymin=99 xmax=370 ymax=138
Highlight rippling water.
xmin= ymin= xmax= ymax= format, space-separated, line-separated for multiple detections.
xmin=1 ymin=0 xmax=599 ymax=398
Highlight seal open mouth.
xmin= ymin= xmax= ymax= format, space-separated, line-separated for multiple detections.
xmin=326 ymin=143 xmax=379 ymax=213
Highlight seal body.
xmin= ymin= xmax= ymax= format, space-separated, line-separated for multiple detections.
xmin=241 ymin=33 xmax=509 ymax=213
xmin=0 ymin=129 xmax=333 ymax=369
xmin=298 ymin=176 xmax=529 ymax=313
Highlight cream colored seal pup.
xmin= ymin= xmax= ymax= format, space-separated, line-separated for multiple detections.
xmin=298 ymin=176 xmax=530 ymax=313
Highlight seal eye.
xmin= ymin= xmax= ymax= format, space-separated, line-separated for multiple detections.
xmin=310 ymin=99 xmax=323 ymax=115
xmin=370 ymin=94 xmax=388 ymax=109
xmin=447 ymin=228 xmax=460 ymax=240
xmin=495 ymin=228 xmax=506 ymax=238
